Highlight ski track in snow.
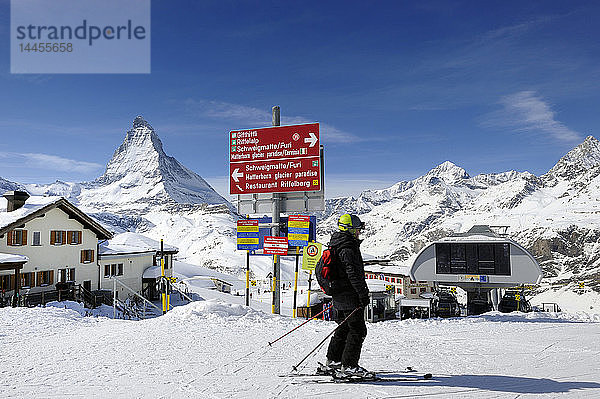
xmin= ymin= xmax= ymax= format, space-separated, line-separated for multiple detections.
xmin=1 ymin=301 xmax=600 ymax=399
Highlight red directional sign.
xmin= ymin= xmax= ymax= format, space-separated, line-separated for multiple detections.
xmin=229 ymin=123 xmax=320 ymax=195
xmin=263 ymin=236 xmax=289 ymax=255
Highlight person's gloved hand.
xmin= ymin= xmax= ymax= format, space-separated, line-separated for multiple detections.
xmin=359 ymin=296 xmax=370 ymax=307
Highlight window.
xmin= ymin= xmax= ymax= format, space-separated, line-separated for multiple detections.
xmin=7 ymin=229 xmax=27 ymax=246
xmin=32 ymin=231 xmax=41 ymax=246
xmin=80 ymin=249 xmax=94 ymax=263
xmin=410 ymin=288 xmax=417 ymax=295
xmin=37 ymin=270 xmax=54 ymax=286
xmin=396 ymin=288 xmax=402 ymax=294
xmin=164 ymin=256 xmax=169 ymax=270
xmin=104 ymin=263 xmax=123 ymax=278
xmin=435 ymin=243 xmax=511 ymax=276
xmin=21 ymin=272 xmax=35 ymax=288
xmin=420 ymin=287 xmax=426 ymax=293
xmin=391 ymin=277 xmax=396 ymax=283
xmin=0 ymin=274 xmax=14 ymax=291
xmin=57 ymin=268 xmax=75 ymax=283
xmin=50 ymin=230 xmax=66 ymax=245
xmin=67 ymin=231 xmax=82 ymax=245
xmin=385 ymin=277 xmax=389 ymax=282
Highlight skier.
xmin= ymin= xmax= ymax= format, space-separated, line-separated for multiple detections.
xmin=319 ymin=213 xmax=374 ymax=379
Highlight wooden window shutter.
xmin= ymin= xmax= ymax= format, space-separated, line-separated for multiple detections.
xmin=67 ymin=231 xmax=72 ymax=243
xmin=80 ymin=250 xmax=85 ymax=263
xmin=37 ymin=272 xmax=42 ymax=287
xmin=91 ymin=250 xmax=94 ymax=262
xmin=7 ymin=230 xmax=13 ymax=246
xmin=22 ymin=230 xmax=27 ymax=245
xmin=78 ymin=231 xmax=82 ymax=244
xmin=49 ymin=270 xmax=54 ymax=284
xmin=50 ymin=231 xmax=56 ymax=245
xmin=10 ymin=275 xmax=14 ymax=290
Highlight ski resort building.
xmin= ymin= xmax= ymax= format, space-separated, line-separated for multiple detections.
xmin=410 ymin=225 xmax=543 ymax=314
xmin=0 ymin=191 xmax=112 ymax=306
xmin=0 ymin=191 xmax=179 ymax=307
xmin=364 ymin=262 xmax=434 ymax=299
xmin=98 ymin=232 xmax=178 ymax=300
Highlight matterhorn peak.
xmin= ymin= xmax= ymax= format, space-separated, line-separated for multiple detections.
xmin=81 ymin=116 xmax=228 ymax=211
xmin=133 ymin=115 xmax=153 ymax=130
xmin=425 ymin=161 xmax=470 ymax=183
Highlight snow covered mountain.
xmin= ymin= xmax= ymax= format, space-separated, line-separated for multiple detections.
xmin=2 ymin=118 xmax=599 ymax=299
xmin=78 ymin=116 xmax=229 ymax=214
xmin=319 ymin=136 xmax=600 ymax=297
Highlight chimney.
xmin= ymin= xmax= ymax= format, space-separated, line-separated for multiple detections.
xmin=3 ymin=191 xmax=30 ymax=212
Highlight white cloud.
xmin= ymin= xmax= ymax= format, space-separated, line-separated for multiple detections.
xmin=0 ymin=152 xmax=103 ymax=174
xmin=483 ymin=91 xmax=582 ymax=143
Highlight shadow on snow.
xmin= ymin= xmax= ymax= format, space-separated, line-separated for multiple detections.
xmin=370 ymin=373 xmax=600 ymax=394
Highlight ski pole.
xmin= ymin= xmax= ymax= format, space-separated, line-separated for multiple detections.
xmin=268 ymin=308 xmax=327 ymax=347
xmin=291 ymin=307 xmax=362 ymax=372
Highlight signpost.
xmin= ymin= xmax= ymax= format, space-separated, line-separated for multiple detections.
xmin=263 ymin=236 xmax=289 ymax=255
xmin=229 ymin=123 xmax=321 ymax=195
xmin=287 ymin=215 xmax=310 ymax=247
xmin=236 ymin=220 xmax=259 ymax=250
xmin=302 ymin=242 xmax=322 ymax=271
xmin=230 ymin=107 xmax=324 ymax=315
xmin=237 ymin=220 xmax=259 ymax=306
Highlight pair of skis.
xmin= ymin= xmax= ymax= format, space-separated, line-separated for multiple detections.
xmin=282 ymin=364 xmax=433 ymax=384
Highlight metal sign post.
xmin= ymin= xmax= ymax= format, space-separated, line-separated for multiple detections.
xmin=272 ymin=106 xmax=281 ymax=314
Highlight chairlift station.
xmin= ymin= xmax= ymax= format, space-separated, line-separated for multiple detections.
xmin=410 ymin=225 xmax=543 ymax=313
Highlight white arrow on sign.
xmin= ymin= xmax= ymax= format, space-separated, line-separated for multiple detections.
xmin=232 ymin=168 xmax=244 ymax=182
xmin=304 ymin=132 xmax=318 ymax=147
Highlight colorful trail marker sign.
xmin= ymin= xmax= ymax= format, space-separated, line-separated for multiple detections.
xmin=287 ymin=215 xmax=310 ymax=247
xmin=237 ymin=220 xmax=259 ymax=250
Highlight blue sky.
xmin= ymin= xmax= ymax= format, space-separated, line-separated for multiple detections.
xmin=1 ymin=0 xmax=600 ymax=198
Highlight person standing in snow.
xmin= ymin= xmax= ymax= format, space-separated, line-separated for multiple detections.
xmin=320 ymin=213 xmax=373 ymax=379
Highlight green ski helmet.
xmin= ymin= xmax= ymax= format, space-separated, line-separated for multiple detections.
xmin=338 ymin=214 xmax=365 ymax=234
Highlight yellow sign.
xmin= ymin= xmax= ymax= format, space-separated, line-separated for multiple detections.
xmin=450 ymin=287 xmax=457 ymax=293
xmin=386 ymin=285 xmax=393 ymax=291
xmin=251 ymin=280 xmax=257 ymax=286
xmin=515 ymin=294 xmax=521 ymax=301
xmin=237 ymin=225 xmax=259 ymax=233
xmin=302 ymin=242 xmax=322 ymax=271
xmin=237 ymin=238 xmax=260 ymax=244
xmin=579 ymin=282 xmax=585 ymax=289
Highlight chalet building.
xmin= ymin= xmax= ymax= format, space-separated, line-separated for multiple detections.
xmin=0 ymin=191 xmax=112 ymax=305
xmin=0 ymin=191 xmax=178 ymax=307
xmin=98 ymin=232 xmax=177 ymax=300
xmin=364 ymin=263 xmax=434 ymax=299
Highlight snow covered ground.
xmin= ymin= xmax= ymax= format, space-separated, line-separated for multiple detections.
xmin=1 ymin=299 xmax=599 ymax=398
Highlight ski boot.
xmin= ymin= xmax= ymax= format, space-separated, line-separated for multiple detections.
xmin=316 ymin=359 xmax=341 ymax=376
xmin=334 ymin=365 xmax=376 ymax=381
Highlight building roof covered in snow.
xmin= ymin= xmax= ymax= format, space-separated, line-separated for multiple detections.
xmin=0 ymin=195 xmax=112 ymax=240
xmin=100 ymin=232 xmax=178 ymax=256
xmin=0 ymin=253 xmax=28 ymax=264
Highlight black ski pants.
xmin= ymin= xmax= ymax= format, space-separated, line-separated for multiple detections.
xmin=326 ymin=307 xmax=367 ymax=367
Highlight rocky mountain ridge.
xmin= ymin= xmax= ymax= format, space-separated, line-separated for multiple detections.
xmin=319 ymin=136 xmax=600 ymax=296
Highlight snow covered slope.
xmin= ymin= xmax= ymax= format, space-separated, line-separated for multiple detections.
xmin=1 ymin=303 xmax=599 ymax=398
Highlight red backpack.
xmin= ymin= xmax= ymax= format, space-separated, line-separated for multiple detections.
xmin=315 ymin=247 xmax=340 ymax=295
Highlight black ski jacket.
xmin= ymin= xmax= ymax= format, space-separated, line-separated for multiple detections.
xmin=328 ymin=230 xmax=369 ymax=310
